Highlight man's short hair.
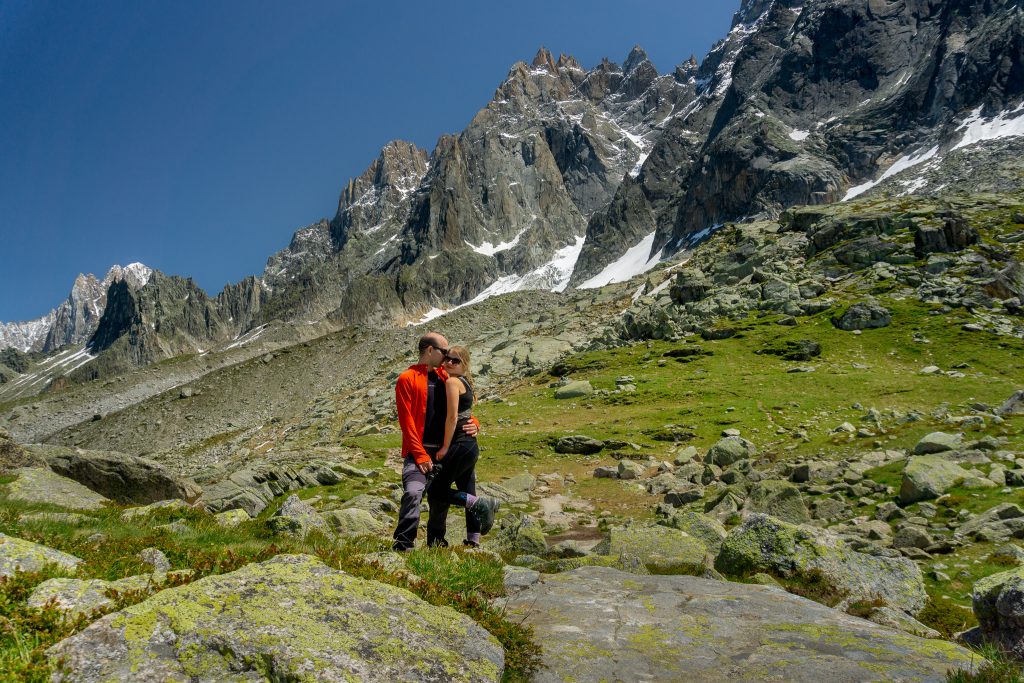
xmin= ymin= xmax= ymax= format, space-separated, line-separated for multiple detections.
xmin=418 ymin=333 xmax=442 ymax=353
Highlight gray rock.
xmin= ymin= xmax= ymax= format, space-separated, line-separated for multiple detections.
xmin=704 ymin=436 xmax=757 ymax=468
xmin=971 ymin=565 xmax=1024 ymax=660
xmin=0 ymin=533 xmax=82 ymax=577
xmin=213 ymin=509 xmax=251 ymax=527
xmin=554 ymin=381 xmax=593 ymax=399
xmin=997 ymin=390 xmax=1024 ymax=416
xmin=554 ymin=435 xmax=605 ymax=454
xmin=744 ymin=480 xmax=810 ymax=524
xmin=323 ymin=508 xmax=386 ymax=537
xmin=593 ymin=525 xmax=709 ymax=575
xmin=663 ymin=484 xmax=705 ymax=507
xmin=955 ymin=503 xmax=1024 ymax=543
xmin=488 ymin=514 xmax=547 ymax=557
xmin=502 ymin=567 xmax=972 ymax=683
xmin=139 ymin=548 xmax=170 ymax=574
xmin=892 ymin=526 xmax=933 ymax=550
xmin=716 ymin=515 xmax=927 ymax=615
xmin=899 ymin=456 xmax=970 ymax=505
xmin=593 ymin=466 xmax=618 ymax=479
xmin=833 ymin=302 xmax=892 ymax=331
xmin=48 ymin=554 xmax=503 ymax=682
xmin=617 ymin=460 xmax=646 ymax=480
xmin=913 ymin=431 xmax=964 ymax=454
xmin=662 ymin=511 xmax=728 ymax=555
xmin=268 ymin=494 xmax=330 ymax=538
xmin=44 ymin=448 xmax=201 ymax=505
xmin=503 ymin=566 xmax=540 ymax=594
xmin=6 ymin=467 xmax=110 ymax=511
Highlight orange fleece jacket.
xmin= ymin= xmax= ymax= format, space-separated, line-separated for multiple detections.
xmin=396 ymin=364 xmax=479 ymax=464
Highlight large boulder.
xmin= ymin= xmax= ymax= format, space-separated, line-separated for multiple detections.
xmin=488 ymin=514 xmax=548 ymax=558
xmin=323 ymin=508 xmax=386 ymax=537
xmin=912 ymin=432 xmax=963 ymax=455
xmin=899 ymin=456 xmax=970 ymax=505
xmin=704 ymin=436 xmax=757 ymax=468
xmin=44 ymin=448 xmax=201 ymax=504
xmin=554 ymin=381 xmax=593 ymax=400
xmin=832 ymin=301 xmax=892 ymax=331
xmin=744 ymin=480 xmax=810 ymax=524
xmin=715 ymin=514 xmax=927 ymax=615
xmin=997 ymin=390 xmax=1024 ymax=417
xmin=5 ymin=467 xmax=109 ymax=511
xmin=954 ymin=503 xmax=1024 ymax=543
xmin=0 ymin=533 xmax=82 ymax=577
xmin=502 ymin=567 xmax=973 ymax=682
xmin=662 ymin=512 xmax=728 ymax=555
xmin=970 ymin=565 xmax=1024 ymax=659
xmin=553 ymin=435 xmax=605 ymax=455
xmin=48 ymin=554 xmax=504 ymax=682
xmin=594 ymin=525 xmax=709 ymax=575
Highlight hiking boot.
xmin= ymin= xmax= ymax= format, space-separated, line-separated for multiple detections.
xmin=469 ymin=495 xmax=500 ymax=535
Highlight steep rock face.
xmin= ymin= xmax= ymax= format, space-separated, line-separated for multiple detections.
xmin=81 ymin=272 xmax=241 ymax=380
xmin=0 ymin=264 xmax=151 ymax=354
xmin=260 ymin=47 xmax=696 ymax=323
xmin=586 ymin=0 xmax=1024 ymax=275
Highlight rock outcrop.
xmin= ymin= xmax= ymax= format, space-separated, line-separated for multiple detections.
xmin=502 ymin=566 xmax=973 ymax=682
xmin=48 ymin=554 xmax=504 ymax=682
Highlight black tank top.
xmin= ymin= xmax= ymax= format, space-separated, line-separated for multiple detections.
xmin=453 ymin=377 xmax=475 ymax=441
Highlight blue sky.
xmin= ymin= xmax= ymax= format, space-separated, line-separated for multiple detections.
xmin=0 ymin=1 xmax=736 ymax=322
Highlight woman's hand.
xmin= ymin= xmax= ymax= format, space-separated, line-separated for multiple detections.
xmin=436 ymin=446 xmax=448 ymax=461
xmin=462 ymin=421 xmax=479 ymax=437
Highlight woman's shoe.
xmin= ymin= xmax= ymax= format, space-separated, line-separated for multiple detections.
xmin=469 ymin=496 xmax=500 ymax=535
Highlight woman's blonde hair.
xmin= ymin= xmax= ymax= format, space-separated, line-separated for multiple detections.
xmin=448 ymin=345 xmax=474 ymax=398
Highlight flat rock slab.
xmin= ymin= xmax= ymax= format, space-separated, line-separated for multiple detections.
xmin=6 ymin=467 xmax=109 ymax=511
xmin=503 ymin=567 xmax=973 ymax=683
xmin=48 ymin=554 xmax=503 ymax=682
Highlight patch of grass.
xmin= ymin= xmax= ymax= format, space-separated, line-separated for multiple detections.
xmin=919 ymin=595 xmax=978 ymax=638
xmin=778 ymin=568 xmax=849 ymax=607
xmin=947 ymin=642 xmax=1024 ymax=683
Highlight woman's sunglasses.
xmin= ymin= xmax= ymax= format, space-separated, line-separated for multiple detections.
xmin=443 ymin=356 xmax=463 ymax=366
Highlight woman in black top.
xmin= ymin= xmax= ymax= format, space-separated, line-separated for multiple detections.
xmin=426 ymin=345 xmax=499 ymax=547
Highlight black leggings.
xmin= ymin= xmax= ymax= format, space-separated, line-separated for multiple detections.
xmin=426 ymin=438 xmax=479 ymax=545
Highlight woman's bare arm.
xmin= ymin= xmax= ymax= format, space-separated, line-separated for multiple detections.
xmin=439 ymin=377 xmax=463 ymax=458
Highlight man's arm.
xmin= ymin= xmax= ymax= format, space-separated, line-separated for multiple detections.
xmin=395 ymin=375 xmax=430 ymax=466
xmin=463 ymin=416 xmax=480 ymax=437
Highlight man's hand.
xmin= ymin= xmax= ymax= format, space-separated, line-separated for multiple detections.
xmin=436 ymin=446 xmax=448 ymax=461
xmin=462 ymin=421 xmax=479 ymax=437
xmin=417 ymin=460 xmax=433 ymax=474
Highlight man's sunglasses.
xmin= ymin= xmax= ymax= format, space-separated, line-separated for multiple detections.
xmin=443 ymin=356 xmax=463 ymax=366
xmin=430 ymin=344 xmax=450 ymax=355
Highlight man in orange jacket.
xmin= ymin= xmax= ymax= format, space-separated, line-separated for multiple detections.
xmin=392 ymin=331 xmax=481 ymax=551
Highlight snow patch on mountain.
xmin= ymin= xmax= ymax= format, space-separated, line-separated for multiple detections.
xmin=953 ymin=103 xmax=1024 ymax=151
xmin=843 ymin=146 xmax=940 ymax=201
xmin=579 ymin=232 xmax=662 ymax=289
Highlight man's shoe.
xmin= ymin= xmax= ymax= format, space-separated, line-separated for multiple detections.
xmin=469 ymin=496 xmax=500 ymax=535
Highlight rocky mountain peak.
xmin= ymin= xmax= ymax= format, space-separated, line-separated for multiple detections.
xmin=623 ymin=45 xmax=650 ymax=74
xmin=556 ymin=53 xmax=582 ymax=71
xmin=532 ymin=47 xmax=558 ymax=72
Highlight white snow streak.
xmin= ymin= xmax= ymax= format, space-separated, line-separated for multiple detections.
xmin=579 ymin=232 xmax=662 ymax=290
xmin=843 ymin=146 xmax=939 ymax=201
xmin=466 ymin=229 xmax=526 ymax=256
xmin=953 ymin=103 xmax=1024 ymax=151
xmin=789 ymin=129 xmax=810 ymax=141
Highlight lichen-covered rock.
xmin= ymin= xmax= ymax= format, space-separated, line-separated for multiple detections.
xmin=899 ymin=456 xmax=970 ymax=505
xmin=715 ymin=514 xmax=927 ymax=615
xmin=744 ymin=480 xmax=810 ymax=524
xmin=323 ymin=508 xmax=386 ymax=537
xmin=6 ymin=467 xmax=109 ymax=511
xmin=43 ymin=447 xmax=202 ymax=504
xmin=47 ymin=554 xmax=504 ymax=682
xmin=662 ymin=512 xmax=728 ymax=555
xmin=971 ymin=565 xmax=1024 ymax=659
xmin=268 ymin=494 xmax=331 ymax=538
xmin=120 ymin=499 xmax=191 ymax=521
xmin=488 ymin=514 xmax=548 ymax=557
xmin=213 ymin=508 xmax=251 ymax=527
xmin=28 ymin=571 xmax=191 ymax=619
xmin=593 ymin=525 xmax=709 ymax=575
xmin=503 ymin=567 xmax=973 ymax=682
xmin=0 ymin=533 xmax=82 ymax=577
xmin=554 ymin=380 xmax=593 ymax=399
xmin=912 ymin=431 xmax=964 ymax=455
xmin=704 ymin=436 xmax=757 ymax=467
xmin=954 ymin=503 xmax=1024 ymax=543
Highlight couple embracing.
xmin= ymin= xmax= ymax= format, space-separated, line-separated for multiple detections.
xmin=392 ymin=332 xmax=500 ymax=551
